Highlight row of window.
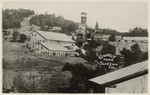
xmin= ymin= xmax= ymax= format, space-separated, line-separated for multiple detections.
xmin=41 ymin=51 xmax=75 ymax=56
xmin=32 ymin=40 xmax=73 ymax=45
xmin=34 ymin=48 xmax=39 ymax=51
xmin=95 ymin=39 xmax=147 ymax=43
xmin=32 ymin=33 xmax=36 ymax=36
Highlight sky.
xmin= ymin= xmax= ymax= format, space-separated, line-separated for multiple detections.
xmin=2 ymin=1 xmax=148 ymax=32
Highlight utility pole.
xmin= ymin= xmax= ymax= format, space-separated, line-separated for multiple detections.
xmin=29 ymin=58 xmax=32 ymax=78
xmin=32 ymin=76 xmax=35 ymax=93
xmin=18 ymin=51 xmax=19 ymax=64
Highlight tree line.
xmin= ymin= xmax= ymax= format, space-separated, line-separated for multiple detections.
xmin=29 ymin=14 xmax=78 ymax=35
xmin=2 ymin=9 xmax=35 ymax=29
xmin=122 ymin=27 xmax=148 ymax=37
xmin=96 ymin=27 xmax=148 ymax=37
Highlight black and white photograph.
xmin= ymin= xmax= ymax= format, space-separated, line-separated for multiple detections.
xmin=2 ymin=0 xmax=148 ymax=93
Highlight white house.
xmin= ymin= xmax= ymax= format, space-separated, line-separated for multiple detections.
xmin=30 ymin=30 xmax=78 ymax=56
xmin=94 ymin=34 xmax=122 ymax=42
xmin=122 ymin=37 xmax=148 ymax=43
xmin=89 ymin=61 xmax=148 ymax=93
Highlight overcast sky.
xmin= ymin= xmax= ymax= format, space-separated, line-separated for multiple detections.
xmin=2 ymin=1 xmax=148 ymax=32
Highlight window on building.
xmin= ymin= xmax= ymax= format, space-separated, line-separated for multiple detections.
xmin=41 ymin=46 xmax=43 ymax=50
xmin=42 ymin=40 xmax=46 ymax=43
xmin=35 ymin=34 xmax=36 ymax=36
xmin=53 ymin=52 xmax=56 ymax=56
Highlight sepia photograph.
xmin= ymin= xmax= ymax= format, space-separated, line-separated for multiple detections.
xmin=2 ymin=0 xmax=148 ymax=93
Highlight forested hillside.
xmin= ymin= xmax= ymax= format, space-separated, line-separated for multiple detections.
xmin=2 ymin=9 xmax=35 ymax=29
xmin=29 ymin=14 xmax=78 ymax=34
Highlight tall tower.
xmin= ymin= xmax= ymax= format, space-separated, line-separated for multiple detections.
xmin=75 ymin=12 xmax=88 ymax=46
xmin=81 ymin=12 xmax=87 ymax=24
xmin=78 ymin=12 xmax=87 ymax=34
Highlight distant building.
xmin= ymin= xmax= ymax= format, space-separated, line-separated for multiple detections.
xmin=89 ymin=61 xmax=148 ymax=93
xmin=49 ymin=26 xmax=62 ymax=32
xmin=122 ymin=37 xmax=148 ymax=43
xmin=94 ymin=34 xmax=122 ymax=42
xmin=30 ymin=30 xmax=77 ymax=56
xmin=94 ymin=34 xmax=148 ymax=43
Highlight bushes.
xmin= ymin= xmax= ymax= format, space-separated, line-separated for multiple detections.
xmin=120 ymin=43 xmax=148 ymax=67
xmin=18 ymin=34 xmax=27 ymax=43
xmin=108 ymin=34 xmax=116 ymax=42
xmin=40 ymin=73 xmax=70 ymax=93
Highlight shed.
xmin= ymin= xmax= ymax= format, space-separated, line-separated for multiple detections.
xmin=89 ymin=61 xmax=148 ymax=93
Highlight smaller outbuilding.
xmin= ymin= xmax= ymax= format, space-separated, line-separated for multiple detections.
xmin=89 ymin=61 xmax=148 ymax=93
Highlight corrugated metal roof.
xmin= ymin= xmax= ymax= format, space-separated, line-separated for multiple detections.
xmin=123 ymin=37 xmax=148 ymax=41
xmin=94 ymin=34 xmax=121 ymax=39
xmin=50 ymin=26 xmax=62 ymax=31
xmin=34 ymin=30 xmax=75 ymax=42
xmin=90 ymin=61 xmax=148 ymax=85
xmin=40 ymin=42 xmax=74 ymax=52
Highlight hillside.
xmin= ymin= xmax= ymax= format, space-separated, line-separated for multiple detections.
xmin=2 ymin=9 xmax=34 ymax=29
xmin=3 ymin=36 xmax=86 ymax=93
xmin=29 ymin=14 xmax=78 ymax=35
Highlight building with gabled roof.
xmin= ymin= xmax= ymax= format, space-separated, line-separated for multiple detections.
xmin=30 ymin=30 xmax=75 ymax=49
xmin=49 ymin=26 xmax=62 ymax=32
xmin=94 ymin=34 xmax=122 ymax=41
xmin=34 ymin=42 xmax=76 ymax=56
xmin=122 ymin=37 xmax=148 ymax=43
xmin=30 ymin=30 xmax=77 ymax=56
xmin=89 ymin=61 xmax=148 ymax=93
xmin=31 ymin=30 xmax=74 ymax=42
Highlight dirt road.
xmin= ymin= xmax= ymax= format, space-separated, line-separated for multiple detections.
xmin=3 ymin=70 xmax=18 ymax=93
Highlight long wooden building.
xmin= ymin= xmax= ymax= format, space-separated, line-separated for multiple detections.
xmin=30 ymin=30 xmax=78 ymax=56
xmin=89 ymin=61 xmax=148 ymax=93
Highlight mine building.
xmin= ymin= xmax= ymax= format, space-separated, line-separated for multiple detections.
xmin=30 ymin=30 xmax=78 ymax=56
xmin=89 ymin=61 xmax=148 ymax=93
